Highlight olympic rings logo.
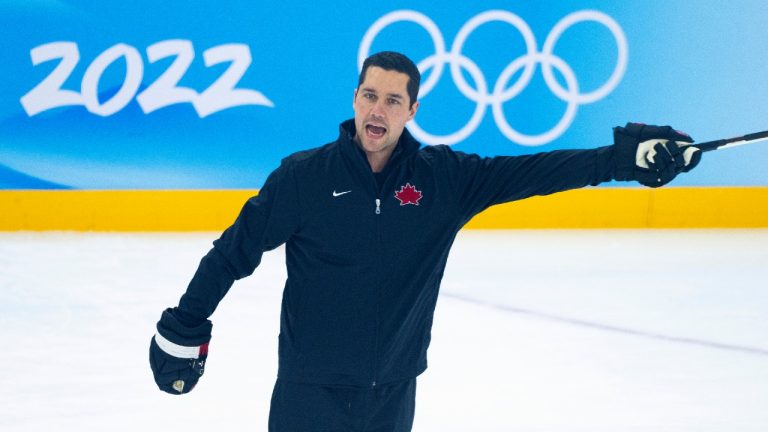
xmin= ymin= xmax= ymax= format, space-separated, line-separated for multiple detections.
xmin=358 ymin=10 xmax=628 ymax=146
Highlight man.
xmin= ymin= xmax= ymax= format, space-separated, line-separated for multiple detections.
xmin=149 ymin=51 xmax=701 ymax=431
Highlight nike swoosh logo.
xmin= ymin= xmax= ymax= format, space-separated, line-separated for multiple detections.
xmin=332 ymin=190 xmax=351 ymax=197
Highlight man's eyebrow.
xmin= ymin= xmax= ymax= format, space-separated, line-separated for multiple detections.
xmin=360 ymin=88 xmax=405 ymax=100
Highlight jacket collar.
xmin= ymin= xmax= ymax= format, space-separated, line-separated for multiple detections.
xmin=338 ymin=119 xmax=421 ymax=171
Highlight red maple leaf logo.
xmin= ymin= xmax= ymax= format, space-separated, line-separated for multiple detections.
xmin=394 ymin=182 xmax=423 ymax=206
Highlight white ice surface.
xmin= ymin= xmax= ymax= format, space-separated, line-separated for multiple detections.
xmin=1 ymin=230 xmax=766 ymax=431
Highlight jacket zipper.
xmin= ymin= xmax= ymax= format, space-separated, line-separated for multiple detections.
xmin=372 ymin=195 xmax=382 ymax=388
xmin=343 ymin=127 xmax=413 ymax=389
xmin=350 ymin=145 xmax=385 ymax=388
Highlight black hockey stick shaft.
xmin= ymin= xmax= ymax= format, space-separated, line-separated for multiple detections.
xmin=691 ymin=130 xmax=768 ymax=152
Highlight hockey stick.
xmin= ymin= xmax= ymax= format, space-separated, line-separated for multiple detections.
xmin=692 ymin=130 xmax=768 ymax=152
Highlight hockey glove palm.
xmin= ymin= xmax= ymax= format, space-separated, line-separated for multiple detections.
xmin=613 ymin=122 xmax=702 ymax=187
xmin=149 ymin=308 xmax=212 ymax=395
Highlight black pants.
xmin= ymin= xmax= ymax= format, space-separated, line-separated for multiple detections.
xmin=268 ymin=378 xmax=416 ymax=432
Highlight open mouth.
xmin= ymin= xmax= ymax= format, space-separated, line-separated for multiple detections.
xmin=365 ymin=124 xmax=387 ymax=139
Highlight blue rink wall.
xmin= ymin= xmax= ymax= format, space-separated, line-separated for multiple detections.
xmin=1 ymin=1 xmax=767 ymax=229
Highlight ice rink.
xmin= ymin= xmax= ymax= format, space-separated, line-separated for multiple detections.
xmin=1 ymin=230 xmax=767 ymax=431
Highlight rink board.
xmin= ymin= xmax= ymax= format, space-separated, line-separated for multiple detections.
xmin=1 ymin=187 xmax=767 ymax=230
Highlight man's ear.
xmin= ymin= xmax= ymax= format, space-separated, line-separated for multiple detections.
xmin=408 ymin=100 xmax=420 ymax=121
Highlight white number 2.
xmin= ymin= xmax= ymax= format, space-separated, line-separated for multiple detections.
xmin=20 ymin=42 xmax=84 ymax=116
xmin=194 ymin=44 xmax=273 ymax=118
xmin=19 ymin=40 xmax=273 ymax=118
xmin=136 ymin=39 xmax=198 ymax=114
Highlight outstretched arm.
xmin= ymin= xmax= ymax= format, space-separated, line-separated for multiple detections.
xmin=447 ymin=122 xmax=702 ymax=223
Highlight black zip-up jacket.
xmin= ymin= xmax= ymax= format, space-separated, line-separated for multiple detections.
xmin=176 ymin=119 xmax=616 ymax=387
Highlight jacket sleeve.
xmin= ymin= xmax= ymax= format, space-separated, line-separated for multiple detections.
xmin=440 ymin=145 xmax=616 ymax=224
xmin=174 ymin=160 xmax=302 ymax=325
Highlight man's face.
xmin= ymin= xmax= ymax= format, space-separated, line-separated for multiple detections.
xmin=353 ymin=66 xmax=419 ymax=160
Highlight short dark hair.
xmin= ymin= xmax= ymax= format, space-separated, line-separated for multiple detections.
xmin=358 ymin=51 xmax=420 ymax=108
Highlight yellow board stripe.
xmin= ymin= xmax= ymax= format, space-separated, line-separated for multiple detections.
xmin=0 ymin=190 xmax=255 ymax=231
xmin=1 ymin=187 xmax=767 ymax=231
xmin=464 ymin=187 xmax=768 ymax=229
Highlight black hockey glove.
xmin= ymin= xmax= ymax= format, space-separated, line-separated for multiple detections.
xmin=149 ymin=308 xmax=212 ymax=395
xmin=613 ymin=122 xmax=702 ymax=187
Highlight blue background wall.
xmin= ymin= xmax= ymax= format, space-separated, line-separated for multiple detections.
xmin=1 ymin=0 xmax=767 ymax=189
